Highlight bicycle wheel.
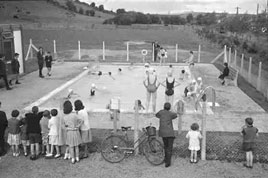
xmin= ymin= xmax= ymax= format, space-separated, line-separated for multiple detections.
xmin=143 ymin=138 xmax=165 ymax=165
xmin=101 ymin=135 xmax=127 ymax=163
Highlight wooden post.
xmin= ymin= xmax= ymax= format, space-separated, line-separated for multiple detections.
xmin=78 ymin=41 xmax=81 ymax=60
xmin=240 ymin=54 xmax=244 ymax=75
xmin=126 ymin=42 xmax=129 ymax=62
xmin=175 ymin=44 xmax=178 ymax=63
xmin=113 ymin=110 xmax=118 ymax=133
xmin=198 ymin=44 xmax=201 ymax=63
xmin=30 ymin=39 xmax=33 ymax=59
xmin=134 ymin=100 xmax=139 ymax=155
xmin=228 ymin=47 xmax=231 ymax=64
xmin=53 ymin=40 xmax=57 ymax=58
xmin=248 ymin=57 xmax=252 ymax=83
xmin=152 ymin=43 xmax=155 ymax=62
xmin=234 ymin=50 xmax=237 ymax=68
xmin=103 ymin=41 xmax=105 ymax=61
xmin=257 ymin=62 xmax=262 ymax=91
xmin=201 ymin=101 xmax=207 ymax=161
xmin=224 ymin=45 xmax=227 ymax=63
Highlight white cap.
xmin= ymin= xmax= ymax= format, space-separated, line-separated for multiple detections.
xmin=91 ymin=83 xmax=96 ymax=88
xmin=144 ymin=63 xmax=150 ymax=67
xmin=191 ymin=79 xmax=196 ymax=83
xmin=197 ymin=77 xmax=202 ymax=81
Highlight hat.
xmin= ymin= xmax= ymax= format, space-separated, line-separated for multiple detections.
xmin=144 ymin=63 xmax=150 ymax=67
xmin=91 ymin=83 xmax=96 ymax=88
xmin=191 ymin=79 xmax=196 ymax=83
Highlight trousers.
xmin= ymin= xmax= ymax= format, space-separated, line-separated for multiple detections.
xmin=162 ymin=137 xmax=175 ymax=165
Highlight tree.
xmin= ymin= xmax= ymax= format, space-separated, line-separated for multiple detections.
xmin=78 ymin=7 xmax=84 ymax=15
xmin=116 ymin=8 xmax=126 ymax=14
xmin=89 ymin=9 xmax=95 ymax=17
xmin=90 ymin=2 xmax=95 ymax=8
xmin=98 ymin=5 xmax=104 ymax=11
xmin=150 ymin=15 xmax=161 ymax=24
xmin=186 ymin=13 xmax=193 ymax=23
xmin=196 ymin=14 xmax=203 ymax=25
xmin=66 ymin=1 xmax=77 ymax=12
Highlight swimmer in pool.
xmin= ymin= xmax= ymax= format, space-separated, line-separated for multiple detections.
xmin=89 ymin=71 xmax=115 ymax=80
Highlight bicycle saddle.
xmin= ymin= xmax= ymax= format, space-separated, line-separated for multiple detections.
xmin=121 ymin=126 xmax=131 ymax=131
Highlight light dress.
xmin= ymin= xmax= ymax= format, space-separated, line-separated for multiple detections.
xmin=186 ymin=130 xmax=202 ymax=151
xmin=48 ymin=116 xmax=59 ymax=145
xmin=77 ymin=108 xmax=92 ymax=143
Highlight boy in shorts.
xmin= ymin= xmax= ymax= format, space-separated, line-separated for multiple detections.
xmin=241 ymin=117 xmax=258 ymax=168
xmin=25 ymin=106 xmax=43 ymax=160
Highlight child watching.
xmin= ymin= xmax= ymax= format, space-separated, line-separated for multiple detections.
xmin=241 ymin=117 xmax=258 ymax=168
xmin=7 ymin=110 xmax=21 ymax=157
xmin=40 ymin=110 xmax=50 ymax=157
xmin=20 ymin=116 xmax=29 ymax=156
xmin=47 ymin=109 xmax=61 ymax=158
xmin=45 ymin=51 xmax=53 ymax=76
xmin=186 ymin=123 xmax=202 ymax=163
xmin=25 ymin=106 xmax=43 ymax=160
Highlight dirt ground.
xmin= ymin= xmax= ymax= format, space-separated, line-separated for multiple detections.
xmin=1 ymin=152 xmax=268 ymax=178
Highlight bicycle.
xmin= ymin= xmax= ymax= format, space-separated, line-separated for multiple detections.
xmin=101 ymin=125 xmax=165 ymax=165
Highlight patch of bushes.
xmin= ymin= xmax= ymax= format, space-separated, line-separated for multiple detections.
xmin=247 ymin=43 xmax=258 ymax=54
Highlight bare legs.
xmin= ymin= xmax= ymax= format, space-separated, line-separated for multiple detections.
xmin=246 ymin=151 xmax=253 ymax=168
xmin=146 ymin=92 xmax=157 ymax=112
xmin=190 ymin=150 xmax=198 ymax=163
xmin=69 ymin=146 xmax=79 ymax=164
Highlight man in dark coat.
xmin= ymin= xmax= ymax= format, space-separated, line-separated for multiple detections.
xmin=218 ymin=62 xmax=230 ymax=85
xmin=9 ymin=53 xmax=21 ymax=85
xmin=0 ymin=54 xmax=12 ymax=90
xmin=156 ymin=102 xmax=177 ymax=167
xmin=0 ymin=101 xmax=8 ymax=156
xmin=37 ymin=47 xmax=45 ymax=78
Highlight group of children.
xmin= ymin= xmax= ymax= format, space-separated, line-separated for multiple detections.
xmin=6 ymin=99 xmax=91 ymax=164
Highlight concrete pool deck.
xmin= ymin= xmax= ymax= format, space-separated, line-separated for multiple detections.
xmin=33 ymin=63 xmax=268 ymax=133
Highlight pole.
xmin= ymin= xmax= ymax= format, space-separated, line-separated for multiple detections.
xmin=248 ymin=57 xmax=252 ymax=83
xmin=78 ymin=41 xmax=81 ymax=60
xmin=234 ymin=50 xmax=237 ymax=68
xmin=198 ymin=44 xmax=201 ymax=63
xmin=134 ymin=100 xmax=139 ymax=155
xmin=152 ymin=43 xmax=155 ymax=62
xmin=175 ymin=44 xmax=178 ymax=63
xmin=53 ymin=40 xmax=57 ymax=59
xmin=257 ymin=62 xmax=262 ymax=91
xmin=201 ymin=101 xmax=207 ymax=161
xmin=224 ymin=45 xmax=227 ymax=63
xmin=127 ymin=42 xmax=129 ymax=62
xmin=103 ymin=41 xmax=105 ymax=61
xmin=113 ymin=110 xmax=118 ymax=133
xmin=228 ymin=47 xmax=231 ymax=64
xmin=240 ymin=54 xmax=244 ymax=76
xmin=30 ymin=39 xmax=33 ymax=59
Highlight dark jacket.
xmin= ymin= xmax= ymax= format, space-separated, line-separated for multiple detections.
xmin=223 ymin=67 xmax=229 ymax=77
xmin=0 ymin=60 xmax=7 ymax=76
xmin=25 ymin=112 xmax=43 ymax=134
xmin=11 ymin=59 xmax=20 ymax=74
xmin=0 ymin=111 xmax=8 ymax=136
xmin=156 ymin=110 xmax=177 ymax=137
xmin=37 ymin=51 xmax=44 ymax=65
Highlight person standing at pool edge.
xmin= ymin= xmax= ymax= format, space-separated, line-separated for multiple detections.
xmin=156 ymin=102 xmax=177 ymax=167
xmin=143 ymin=68 xmax=160 ymax=112
xmin=37 ymin=47 xmax=45 ymax=78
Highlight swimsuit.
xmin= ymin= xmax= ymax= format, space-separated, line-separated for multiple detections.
xmin=165 ymin=78 xmax=175 ymax=96
xmin=147 ymin=76 xmax=157 ymax=93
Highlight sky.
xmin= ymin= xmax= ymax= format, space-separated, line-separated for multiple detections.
xmin=81 ymin=0 xmax=267 ymax=14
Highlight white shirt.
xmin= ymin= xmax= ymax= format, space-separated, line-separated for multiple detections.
xmin=48 ymin=116 xmax=59 ymax=136
xmin=77 ymin=108 xmax=90 ymax=130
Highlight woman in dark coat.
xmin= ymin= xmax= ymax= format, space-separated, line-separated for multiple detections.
xmin=156 ymin=102 xmax=177 ymax=167
xmin=218 ymin=62 xmax=229 ymax=85
xmin=9 ymin=53 xmax=21 ymax=85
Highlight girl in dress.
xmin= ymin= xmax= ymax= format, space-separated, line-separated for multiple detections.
xmin=7 ymin=110 xmax=21 ymax=157
xmin=47 ymin=109 xmax=60 ymax=158
xmin=186 ymin=123 xmax=202 ymax=163
xmin=74 ymin=100 xmax=92 ymax=158
xmin=63 ymin=100 xmax=83 ymax=164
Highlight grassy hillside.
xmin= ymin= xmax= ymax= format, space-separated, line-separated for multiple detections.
xmin=0 ymin=0 xmax=113 ymax=26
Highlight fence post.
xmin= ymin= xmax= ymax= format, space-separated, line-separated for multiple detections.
xmin=134 ymin=100 xmax=139 ymax=155
xmin=152 ymin=43 xmax=155 ymax=62
xmin=198 ymin=44 xmax=201 ymax=63
xmin=224 ymin=45 xmax=227 ymax=63
xmin=248 ymin=57 xmax=252 ymax=83
xmin=103 ymin=41 xmax=105 ymax=61
xmin=175 ymin=44 xmax=178 ymax=63
xmin=201 ymin=101 xmax=207 ymax=161
xmin=126 ymin=42 xmax=129 ymax=62
xmin=240 ymin=54 xmax=244 ymax=75
xmin=257 ymin=62 xmax=262 ymax=91
xmin=78 ymin=41 xmax=81 ymax=60
xmin=53 ymin=40 xmax=57 ymax=58
xmin=228 ymin=47 xmax=231 ymax=64
xmin=30 ymin=39 xmax=33 ymax=59
xmin=234 ymin=50 xmax=237 ymax=68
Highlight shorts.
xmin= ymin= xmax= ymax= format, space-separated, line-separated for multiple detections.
xmin=42 ymin=133 xmax=49 ymax=145
xmin=80 ymin=130 xmax=92 ymax=143
xmin=29 ymin=133 xmax=42 ymax=144
xmin=21 ymin=140 xmax=30 ymax=146
xmin=242 ymin=142 xmax=254 ymax=152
